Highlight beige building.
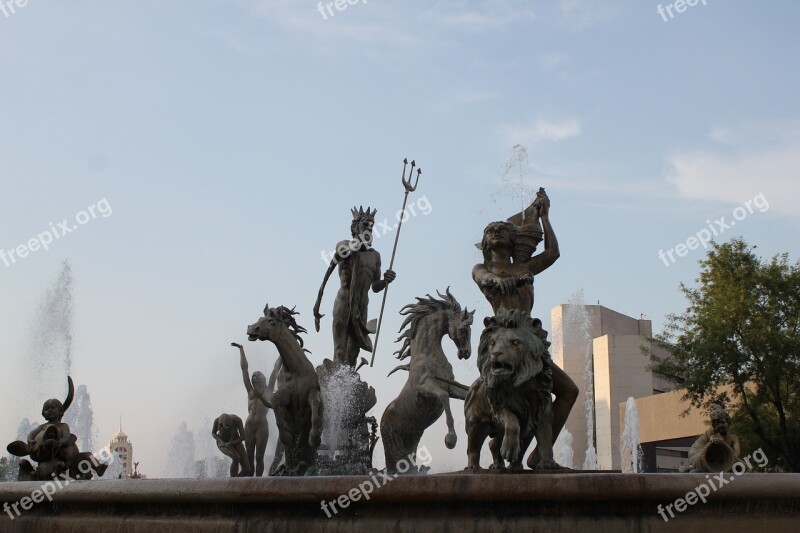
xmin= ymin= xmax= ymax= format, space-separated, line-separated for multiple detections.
xmin=621 ymin=389 xmax=709 ymax=472
xmin=553 ymin=304 xmax=706 ymax=472
xmin=109 ymin=428 xmax=134 ymax=478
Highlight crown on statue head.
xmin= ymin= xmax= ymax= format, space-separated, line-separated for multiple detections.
xmin=351 ymin=205 xmax=377 ymax=221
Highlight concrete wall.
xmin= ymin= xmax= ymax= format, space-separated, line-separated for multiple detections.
xmin=594 ymin=334 xmax=654 ymax=470
xmin=624 ymin=389 xmax=709 ymax=444
xmin=551 ymin=304 xmax=601 ymax=468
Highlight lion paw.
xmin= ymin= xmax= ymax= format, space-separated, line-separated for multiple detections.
xmin=536 ymin=459 xmax=562 ymax=471
xmin=464 ymin=465 xmax=484 ymax=473
xmin=501 ymin=439 xmax=520 ymax=463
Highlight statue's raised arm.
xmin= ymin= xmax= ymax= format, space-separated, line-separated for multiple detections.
xmin=526 ymin=189 xmax=560 ymax=276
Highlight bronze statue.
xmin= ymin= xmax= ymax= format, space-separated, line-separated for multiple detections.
xmin=6 ymin=377 xmax=107 ymax=481
xmin=464 ymin=309 xmax=559 ymax=471
xmin=313 ymin=206 xmax=396 ymax=367
xmin=688 ymin=404 xmax=741 ymax=473
xmin=231 ymin=342 xmax=281 ymax=477
xmin=471 ymin=188 xmax=578 ymax=469
xmin=247 ymin=305 xmax=322 ymax=475
xmin=381 ymin=289 xmax=474 ymax=474
xmin=212 ymin=413 xmax=251 ymax=477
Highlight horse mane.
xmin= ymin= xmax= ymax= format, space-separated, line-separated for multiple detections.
xmin=266 ymin=305 xmax=311 ymax=353
xmin=393 ymin=287 xmax=471 ymax=360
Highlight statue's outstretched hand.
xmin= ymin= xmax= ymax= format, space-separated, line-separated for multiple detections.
xmin=384 ymin=269 xmax=396 ymax=284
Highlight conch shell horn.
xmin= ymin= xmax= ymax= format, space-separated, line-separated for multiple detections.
xmin=63 ymin=376 xmax=75 ymax=412
xmin=699 ymin=440 xmax=736 ymax=473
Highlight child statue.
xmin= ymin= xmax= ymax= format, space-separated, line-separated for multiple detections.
xmin=6 ymin=377 xmax=108 ymax=481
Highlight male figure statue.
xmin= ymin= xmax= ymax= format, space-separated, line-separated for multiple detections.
xmin=212 ymin=414 xmax=251 ymax=477
xmin=472 ymin=189 xmax=579 ymax=469
xmin=313 ymin=206 xmax=396 ymax=367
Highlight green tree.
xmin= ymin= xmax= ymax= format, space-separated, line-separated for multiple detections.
xmin=648 ymin=239 xmax=800 ymax=471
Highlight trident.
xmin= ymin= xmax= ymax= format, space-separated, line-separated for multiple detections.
xmin=370 ymin=158 xmax=421 ymax=367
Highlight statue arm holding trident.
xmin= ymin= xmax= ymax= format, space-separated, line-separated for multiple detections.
xmin=370 ymin=159 xmax=420 ymax=366
xmin=313 ymin=205 xmax=397 ymax=367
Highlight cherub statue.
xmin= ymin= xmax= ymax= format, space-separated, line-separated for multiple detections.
xmin=212 ymin=413 xmax=251 ymax=477
xmin=6 ymin=377 xmax=107 ymax=481
xmin=688 ymin=404 xmax=741 ymax=473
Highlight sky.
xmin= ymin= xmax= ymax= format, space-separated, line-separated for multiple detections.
xmin=1 ymin=0 xmax=798 ymax=477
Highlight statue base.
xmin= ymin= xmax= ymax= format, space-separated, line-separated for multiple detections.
xmin=315 ymin=359 xmax=378 ymax=475
xmin=1 ymin=473 xmax=799 ymax=531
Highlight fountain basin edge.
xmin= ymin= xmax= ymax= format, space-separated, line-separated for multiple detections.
xmin=1 ymin=473 xmax=799 ymax=532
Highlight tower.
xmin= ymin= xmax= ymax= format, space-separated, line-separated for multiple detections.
xmin=109 ymin=422 xmax=134 ymax=477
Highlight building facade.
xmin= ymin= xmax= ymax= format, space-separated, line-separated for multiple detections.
xmin=552 ymin=304 xmax=707 ymax=472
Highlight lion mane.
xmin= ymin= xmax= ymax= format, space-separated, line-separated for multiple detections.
xmin=477 ymin=309 xmax=553 ymax=431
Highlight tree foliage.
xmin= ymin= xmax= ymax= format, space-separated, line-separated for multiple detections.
xmin=648 ymin=239 xmax=800 ymax=471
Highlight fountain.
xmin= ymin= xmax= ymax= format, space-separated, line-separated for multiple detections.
xmin=100 ymin=451 xmax=124 ymax=480
xmin=24 ymin=261 xmax=74 ymax=406
xmin=562 ymin=291 xmax=598 ymax=470
xmin=2 ymin=168 xmax=795 ymax=532
xmin=63 ymin=385 xmax=97 ymax=454
xmin=316 ymin=360 xmax=377 ymax=475
xmin=554 ymin=428 xmax=574 ymax=469
xmin=620 ymin=397 xmax=643 ymax=473
xmin=165 ymin=422 xmax=197 ymax=478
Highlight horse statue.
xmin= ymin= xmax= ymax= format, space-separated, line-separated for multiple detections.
xmin=380 ymin=288 xmax=474 ymax=474
xmin=247 ymin=305 xmax=322 ymax=475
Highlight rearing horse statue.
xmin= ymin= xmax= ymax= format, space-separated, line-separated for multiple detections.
xmin=247 ymin=305 xmax=322 ymax=475
xmin=380 ymin=288 xmax=473 ymax=474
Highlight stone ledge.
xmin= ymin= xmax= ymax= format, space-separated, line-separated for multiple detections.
xmin=1 ymin=473 xmax=799 ymax=532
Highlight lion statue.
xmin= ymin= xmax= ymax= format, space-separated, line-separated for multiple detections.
xmin=464 ymin=308 xmax=560 ymax=471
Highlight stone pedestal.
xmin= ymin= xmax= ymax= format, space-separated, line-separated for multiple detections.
xmin=1 ymin=473 xmax=799 ymax=532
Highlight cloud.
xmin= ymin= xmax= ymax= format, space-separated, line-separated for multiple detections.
xmin=666 ymin=121 xmax=800 ymax=218
xmin=234 ymin=0 xmax=420 ymax=49
xmin=502 ymin=118 xmax=582 ymax=145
